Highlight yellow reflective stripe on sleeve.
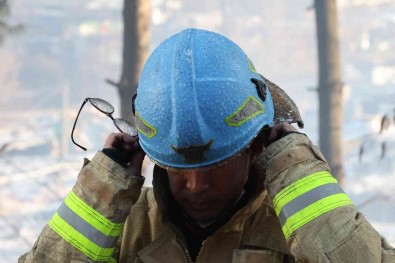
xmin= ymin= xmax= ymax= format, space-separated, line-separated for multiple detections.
xmin=49 ymin=212 xmax=115 ymax=261
xmin=282 ymin=193 xmax=352 ymax=239
xmin=64 ymin=191 xmax=124 ymax=237
xmin=273 ymin=171 xmax=353 ymax=240
xmin=273 ymin=171 xmax=337 ymax=215
xmin=48 ymin=191 xmax=124 ymax=261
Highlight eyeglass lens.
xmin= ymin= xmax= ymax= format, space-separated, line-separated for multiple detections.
xmin=89 ymin=98 xmax=115 ymax=114
xmin=114 ymin=119 xmax=138 ymax=137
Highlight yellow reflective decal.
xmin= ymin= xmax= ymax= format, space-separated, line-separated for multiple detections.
xmin=246 ymin=56 xmax=258 ymax=73
xmin=225 ymin=96 xmax=264 ymax=127
xmin=135 ymin=112 xmax=157 ymax=139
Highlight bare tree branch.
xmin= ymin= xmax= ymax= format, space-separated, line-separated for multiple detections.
xmin=381 ymin=141 xmax=387 ymax=159
xmin=105 ymin=78 xmax=121 ymax=89
xmin=357 ymin=192 xmax=394 ymax=209
xmin=358 ymin=143 xmax=364 ymax=163
xmin=0 ymin=142 xmax=9 ymax=154
xmin=380 ymin=114 xmax=390 ymax=134
xmin=358 ymin=107 xmax=394 ymax=162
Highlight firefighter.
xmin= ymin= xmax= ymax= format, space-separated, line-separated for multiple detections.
xmin=20 ymin=28 xmax=395 ymax=263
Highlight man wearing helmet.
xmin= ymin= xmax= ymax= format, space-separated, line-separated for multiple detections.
xmin=20 ymin=29 xmax=394 ymax=262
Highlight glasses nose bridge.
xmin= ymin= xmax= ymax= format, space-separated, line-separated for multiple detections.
xmin=107 ymin=112 xmax=115 ymax=121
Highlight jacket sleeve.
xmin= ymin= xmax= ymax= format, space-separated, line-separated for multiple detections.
xmin=257 ymin=133 xmax=395 ymax=262
xmin=18 ymin=151 xmax=145 ymax=263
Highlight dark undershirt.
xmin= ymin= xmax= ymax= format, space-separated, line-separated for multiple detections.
xmin=175 ymin=191 xmax=252 ymax=261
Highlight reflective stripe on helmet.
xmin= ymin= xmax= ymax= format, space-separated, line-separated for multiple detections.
xmin=225 ymin=96 xmax=264 ymax=127
xmin=246 ymin=56 xmax=257 ymax=73
xmin=48 ymin=191 xmax=122 ymax=261
xmin=135 ymin=112 xmax=157 ymax=139
xmin=273 ymin=171 xmax=352 ymax=239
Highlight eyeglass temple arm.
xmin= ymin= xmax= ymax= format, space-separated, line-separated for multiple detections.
xmin=70 ymin=98 xmax=89 ymax=151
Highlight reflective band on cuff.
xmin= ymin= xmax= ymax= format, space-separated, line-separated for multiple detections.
xmin=277 ymin=183 xmax=345 ymax=227
xmin=273 ymin=171 xmax=337 ymax=215
xmin=49 ymin=191 xmax=124 ymax=261
xmin=49 ymin=213 xmax=115 ymax=261
xmin=273 ymin=171 xmax=353 ymax=240
xmin=57 ymin=202 xmax=119 ymax=248
xmin=63 ymin=191 xmax=123 ymax=237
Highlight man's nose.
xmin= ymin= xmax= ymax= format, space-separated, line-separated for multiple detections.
xmin=185 ymin=172 xmax=210 ymax=194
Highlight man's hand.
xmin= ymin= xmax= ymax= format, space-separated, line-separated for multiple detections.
xmin=264 ymin=122 xmax=299 ymax=147
xmin=103 ymin=133 xmax=146 ymax=176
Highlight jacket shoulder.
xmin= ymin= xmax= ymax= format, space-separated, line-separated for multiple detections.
xmin=119 ymin=187 xmax=165 ymax=260
xmin=133 ymin=187 xmax=156 ymax=209
xmin=242 ymin=190 xmax=290 ymax=256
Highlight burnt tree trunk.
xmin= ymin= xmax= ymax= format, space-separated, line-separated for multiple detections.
xmin=108 ymin=0 xmax=151 ymax=121
xmin=314 ymin=0 xmax=344 ymax=184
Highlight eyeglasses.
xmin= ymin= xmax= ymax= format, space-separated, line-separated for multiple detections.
xmin=71 ymin=97 xmax=138 ymax=151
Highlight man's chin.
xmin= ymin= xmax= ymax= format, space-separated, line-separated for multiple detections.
xmin=180 ymin=201 xmax=224 ymax=225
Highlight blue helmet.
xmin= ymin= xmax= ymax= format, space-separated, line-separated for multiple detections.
xmin=134 ymin=28 xmax=302 ymax=169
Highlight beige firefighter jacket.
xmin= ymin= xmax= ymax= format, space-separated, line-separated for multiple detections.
xmin=19 ymin=133 xmax=395 ymax=262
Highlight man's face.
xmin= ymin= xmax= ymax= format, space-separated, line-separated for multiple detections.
xmin=167 ymin=150 xmax=252 ymax=224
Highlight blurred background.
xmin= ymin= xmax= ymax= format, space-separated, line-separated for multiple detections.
xmin=1 ymin=0 xmax=395 ymax=261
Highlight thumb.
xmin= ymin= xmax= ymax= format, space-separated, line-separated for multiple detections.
xmin=127 ymin=148 xmax=146 ymax=176
xmin=267 ymin=122 xmax=298 ymax=145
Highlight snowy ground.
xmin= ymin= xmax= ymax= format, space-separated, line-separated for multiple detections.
xmin=1 ymin=112 xmax=394 ymax=262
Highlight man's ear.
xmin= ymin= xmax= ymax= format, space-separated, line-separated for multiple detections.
xmin=249 ymin=136 xmax=264 ymax=164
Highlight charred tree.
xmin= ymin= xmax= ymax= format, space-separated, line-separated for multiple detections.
xmin=107 ymin=0 xmax=151 ymax=121
xmin=314 ymin=0 xmax=344 ymax=184
xmin=0 ymin=0 xmax=23 ymax=45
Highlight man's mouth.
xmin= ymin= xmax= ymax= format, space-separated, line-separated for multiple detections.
xmin=188 ymin=201 xmax=211 ymax=211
